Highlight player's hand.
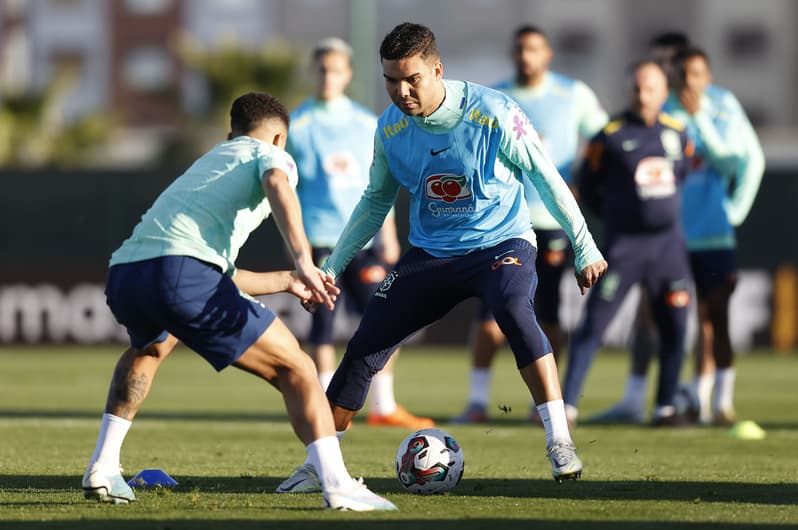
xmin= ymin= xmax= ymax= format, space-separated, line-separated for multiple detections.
xmin=294 ymin=257 xmax=337 ymax=311
xmin=576 ymin=259 xmax=608 ymax=295
xmin=285 ymin=270 xmax=339 ymax=303
xmin=679 ymin=87 xmax=702 ymax=115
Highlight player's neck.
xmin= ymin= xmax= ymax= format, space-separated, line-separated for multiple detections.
xmin=421 ymin=80 xmax=447 ymax=118
xmin=517 ymin=71 xmax=546 ymax=89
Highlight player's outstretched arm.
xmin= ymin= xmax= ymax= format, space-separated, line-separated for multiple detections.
xmin=575 ymin=259 xmax=608 ymax=295
xmin=232 ymin=269 xmax=340 ymax=300
xmin=262 ymin=167 xmax=335 ymax=310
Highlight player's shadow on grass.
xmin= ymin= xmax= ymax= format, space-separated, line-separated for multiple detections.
xmin=3 ymin=520 xmax=794 ymax=530
xmin=436 ymin=414 xmax=798 ymax=430
xmin=2 ymin=475 xmax=794 ymax=507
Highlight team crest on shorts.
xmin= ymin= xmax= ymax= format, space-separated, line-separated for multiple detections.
xmin=375 ymin=270 xmax=398 ymax=299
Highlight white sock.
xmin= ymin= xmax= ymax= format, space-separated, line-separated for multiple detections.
xmin=88 ymin=413 xmax=132 ymax=475
xmin=303 ymin=429 xmax=347 ymax=468
xmin=367 ymin=373 xmax=397 ymax=415
xmin=536 ymin=399 xmax=571 ymax=446
xmin=653 ymin=405 xmax=676 ymax=419
xmin=318 ymin=371 xmax=334 ymax=392
xmin=306 ymin=436 xmax=352 ymax=493
xmin=693 ymin=373 xmax=714 ymax=423
xmin=620 ymin=374 xmax=647 ymax=412
xmin=467 ymin=368 xmax=491 ymax=407
xmin=714 ymin=367 xmax=736 ymax=414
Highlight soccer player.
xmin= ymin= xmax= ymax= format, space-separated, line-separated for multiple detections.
xmin=277 ymin=22 xmax=607 ymax=492
xmin=592 ymin=36 xmax=764 ymax=425
xmin=287 ymin=37 xmax=433 ymax=430
xmin=451 ymin=25 xmax=608 ymax=424
xmin=562 ymin=61 xmax=694 ymax=427
xmin=81 ymin=93 xmax=397 ymax=511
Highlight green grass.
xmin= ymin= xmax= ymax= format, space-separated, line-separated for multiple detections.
xmin=0 ymin=344 xmax=796 ymax=529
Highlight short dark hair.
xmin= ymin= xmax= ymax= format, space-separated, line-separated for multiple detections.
xmin=229 ymin=92 xmax=289 ymax=134
xmin=674 ymin=46 xmax=710 ymax=68
xmin=379 ymin=22 xmax=439 ymax=62
xmin=648 ymin=31 xmax=690 ymax=51
xmin=514 ymin=24 xmax=548 ymax=43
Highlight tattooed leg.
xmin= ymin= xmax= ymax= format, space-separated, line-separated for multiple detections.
xmin=105 ymin=336 xmax=177 ymax=420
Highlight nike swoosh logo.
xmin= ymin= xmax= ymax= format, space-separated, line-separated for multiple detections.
xmin=276 ymin=479 xmax=305 ymax=492
xmin=494 ymin=250 xmax=514 ymax=260
xmin=430 ymin=146 xmax=450 ymax=156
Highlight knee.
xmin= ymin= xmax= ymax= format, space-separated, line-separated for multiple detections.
xmin=491 ymin=295 xmax=532 ymax=329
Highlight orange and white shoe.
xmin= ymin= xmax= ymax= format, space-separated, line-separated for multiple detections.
xmin=366 ymin=405 xmax=434 ymax=429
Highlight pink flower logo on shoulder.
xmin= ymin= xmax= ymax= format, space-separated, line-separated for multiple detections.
xmin=512 ymin=113 xmax=528 ymax=141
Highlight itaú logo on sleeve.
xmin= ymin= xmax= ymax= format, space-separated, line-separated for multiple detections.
xmin=425 ymin=174 xmax=472 ymax=203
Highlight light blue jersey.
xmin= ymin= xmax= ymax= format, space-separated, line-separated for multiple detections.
xmin=663 ymin=85 xmax=764 ymax=250
xmin=322 ymin=79 xmax=602 ymax=278
xmin=287 ymin=97 xmax=377 ymax=247
xmin=110 ymin=136 xmax=298 ymax=275
xmin=494 ymin=72 xmax=607 ymax=229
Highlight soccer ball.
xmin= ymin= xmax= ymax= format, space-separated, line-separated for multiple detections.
xmin=395 ymin=428 xmax=464 ymax=494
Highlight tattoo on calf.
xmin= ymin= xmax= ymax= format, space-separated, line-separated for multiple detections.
xmin=108 ymin=369 xmax=150 ymax=420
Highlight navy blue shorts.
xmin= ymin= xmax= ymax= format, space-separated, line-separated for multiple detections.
xmin=475 ymin=228 xmax=571 ymax=323
xmin=105 ymin=256 xmax=276 ymax=371
xmin=327 ymin=238 xmax=553 ymax=410
xmin=308 ymin=248 xmax=387 ymax=346
xmin=689 ymin=249 xmax=737 ymax=297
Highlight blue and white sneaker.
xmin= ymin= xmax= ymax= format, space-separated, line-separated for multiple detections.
xmin=324 ymin=479 xmax=398 ymax=511
xmin=547 ymin=439 xmax=583 ymax=482
xmin=275 ymin=464 xmax=322 ymax=493
xmin=82 ymin=465 xmax=136 ymax=504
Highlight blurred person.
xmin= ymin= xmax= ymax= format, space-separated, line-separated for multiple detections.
xmin=451 ymin=25 xmax=608 ymax=424
xmin=593 ymin=37 xmax=764 ymax=425
xmin=562 ymin=61 xmax=694 ymax=427
xmin=277 ymin=22 xmax=607 ymax=494
xmin=82 ymin=92 xmax=396 ymax=511
xmin=287 ymin=37 xmax=433 ymax=431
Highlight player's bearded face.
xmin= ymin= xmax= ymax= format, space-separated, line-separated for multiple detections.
xmin=513 ymin=33 xmax=552 ymax=81
xmin=382 ymin=54 xmax=444 ymax=117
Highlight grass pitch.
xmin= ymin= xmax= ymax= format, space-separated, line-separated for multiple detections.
xmin=0 ymin=344 xmax=796 ymax=529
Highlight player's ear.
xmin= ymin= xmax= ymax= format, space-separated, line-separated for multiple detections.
xmin=433 ymin=60 xmax=443 ymax=80
xmin=272 ymin=132 xmax=287 ymax=149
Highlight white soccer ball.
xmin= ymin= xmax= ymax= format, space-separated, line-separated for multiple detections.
xmin=395 ymin=428 xmax=464 ymax=494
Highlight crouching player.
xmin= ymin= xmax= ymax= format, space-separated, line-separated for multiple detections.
xmin=81 ymin=92 xmax=396 ymax=511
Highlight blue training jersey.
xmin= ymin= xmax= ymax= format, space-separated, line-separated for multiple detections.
xmin=287 ymin=96 xmax=377 ymax=248
xmin=494 ymin=72 xmax=608 ymax=230
xmin=663 ymin=85 xmax=764 ymax=250
xmin=321 ymin=79 xmax=602 ymax=278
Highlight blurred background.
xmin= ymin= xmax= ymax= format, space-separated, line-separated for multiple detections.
xmin=0 ymin=0 xmax=796 ymax=352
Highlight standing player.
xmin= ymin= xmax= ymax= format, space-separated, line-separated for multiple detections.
xmin=278 ymin=23 xmax=607 ymax=493
xmin=81 ymin=93 xmax=396 ymax=511
xmin=452 ymin=25 xmax=608 ymax=424
xmin=287 ymin=37 xmax=433 ymax=430
xmin=591 ymin=37 xmax=764 ymax=425
xmin=562 ymin=61 xmax=694 ymax=427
